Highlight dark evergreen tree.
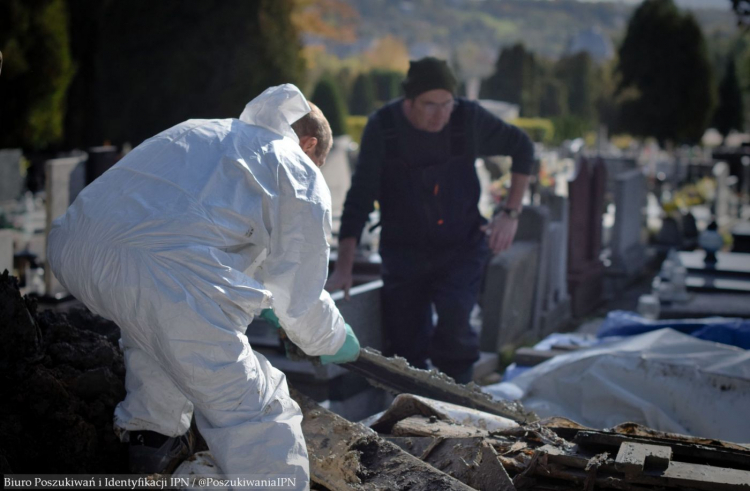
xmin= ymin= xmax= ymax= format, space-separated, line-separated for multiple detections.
xmin=539 ymin=79 xmax=568 ymax=118
xmin=371 ymin=69 xmax=403 ymax=104
xmin=555 ymin=52 xmax=597 ymax=123
xmin=311 ymin=76 xmax=348 ymax=137
xmin=480 ymin=44 xmax=540 ymax=117
xmin=349 ymin=73 xmax=376 ymax=116
xmin=0 ymin=0 xmax=75 ymax=150
xmin=732 ymin=0 xmax=750 ymax=26
xmin=616 ymin=0 xmax=715 ymax=144
xmin=713 ymin=59 xmax=744 ymax=139
xmin=64 ymin=0 xmax=304 ymax=147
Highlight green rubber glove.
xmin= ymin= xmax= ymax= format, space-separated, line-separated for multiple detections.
xmin=259 ymin=308 xmax=281 ymax=329
xmin=320 ymin=323 xmax=360 ymax=365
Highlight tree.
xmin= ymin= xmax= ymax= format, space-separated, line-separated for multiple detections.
xmin=555 ymin=52 xmax=597 ymax=123
xmin=364 ymin=36 xmax=410 ymax=73
xmin=732 ymin=0 xmax=750 ymax=26
xmin=0 ymin=0 xmax=75 ymax=150
xmin=480 ymin=43 xmax=541 ymax=117
xmin=64 ymin=0 xmax=304 ymax=148
xmin=311 ymin=76 xmax=348 ymax=137
xmin=349 ymin=73 xmax=376 ymax=116
xmin=371 ymin=69 xmax=403 ymax=104
xmin=539 ymin=79 xmax=568 ymax=118
xmin=616 ymin=0 xmax=715 ymax=144
xmin=713 ymin=59 xmax=744 ymax=139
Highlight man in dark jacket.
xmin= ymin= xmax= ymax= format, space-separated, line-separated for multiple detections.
xmin=326 ymin=58 xmax=534 ymax=383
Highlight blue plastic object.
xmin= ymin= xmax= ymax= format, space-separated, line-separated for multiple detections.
xmin=597 ymin=310 xmax=750 ymax=349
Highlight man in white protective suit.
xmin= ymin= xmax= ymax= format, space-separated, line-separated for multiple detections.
xmin=47 ymin=84 xmax=361 ymax=488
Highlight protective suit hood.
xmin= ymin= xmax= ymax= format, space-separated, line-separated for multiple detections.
xmin=239 ymin=84 xmax=310 ymax=143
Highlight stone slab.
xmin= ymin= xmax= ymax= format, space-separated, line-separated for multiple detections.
xmin=515 ymin=206 xmax=550 ymax=337
xmin=44 ymin=156 xmax=87 ymax=298
xmin=660 ymin=293 xmax=750 ymax=318
xmin=0 ymin=229 xmax=13 ymax=275
xmin=480 ymin=241 xmax=539 ymax=352
xmin=615 ymin=442 xmax=672 ymax=474
xmin=0 ymin=149 xmax=23 ymax=202
xmin=319 ymin=135 xmax=351 ymax=229
xmin=679 ymin=251 xmax=750 ymax=277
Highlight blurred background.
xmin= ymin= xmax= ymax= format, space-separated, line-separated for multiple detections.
xmin=1 ymin=0 xmax=749 ymax=313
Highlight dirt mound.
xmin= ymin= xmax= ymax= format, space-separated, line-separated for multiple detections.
xmin=0 ymin=271 xmax=127 ymax=473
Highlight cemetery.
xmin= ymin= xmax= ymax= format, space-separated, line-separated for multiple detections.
xmin=2 ymin=0 xmax=750 ymax=489
xmin=2 ymin=128 xmax=750 ymax=489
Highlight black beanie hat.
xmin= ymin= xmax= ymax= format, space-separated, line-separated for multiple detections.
xmin=402 ymin=57 xmax=457 ymax=99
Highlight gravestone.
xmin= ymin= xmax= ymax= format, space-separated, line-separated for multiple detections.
xmin=0 ymin=229 xmax=13 ymax=275
xmin=86 ymin=146 xmax=119 ymax=184
xmin=251 ymin=280 xmax=387 ymax=421
xmin=319 ymin=135 xmax=352 ymax=234
xmin=0 ymin=149 xmax=23 ymax=202
xmin=601 ymin=156 xmax=636 ymax=195
xmin=539 ymin=193 xmax=571 ymax=335
xmin=732 ymin=221 xmax=750 ymax=253
xmin=610 ymin=169 xmax=647 ymax=277
xmin=44 ymin=155 xmax=87 ymax=298
xmin=480 ymin=241 xmax=539 ymax=352
xmin=567 ymin=157 xmax=606 ymax=317
xmin=713 ymin=162 xmax=730 ymax=226
xmin=514 ymin=206 xmax=550 ymax=337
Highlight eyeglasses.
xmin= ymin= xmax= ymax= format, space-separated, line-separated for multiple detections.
xmin=419 ymin=99 xmax=458 ymax=115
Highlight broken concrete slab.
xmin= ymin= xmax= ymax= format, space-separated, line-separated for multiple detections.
xmin=345 ymin=348 xmax=536 ymax=424
xmin=614 ymin=442 xmax=672 ymax=475
xmin=392 ymin=416 xmax=492 ymax=439
xmin=367 ymin=394 xmax=518 ymax=436
xmin=290 ymin=387 xmax=476 ymax=491
xmin=419 ymin=438 xmax=515 ymax=491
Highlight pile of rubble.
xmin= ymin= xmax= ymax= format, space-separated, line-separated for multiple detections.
xmin=296 ymin=391 xmax=750 ymax=490
xmin=2 ymin=270 xmax=748 ymax=490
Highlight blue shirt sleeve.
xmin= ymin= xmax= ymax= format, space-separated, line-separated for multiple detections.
xmin=471 ymin=102 xmax=535 ymax=175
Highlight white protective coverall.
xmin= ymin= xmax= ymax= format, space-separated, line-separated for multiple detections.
xmin=47 ymin=84 xmax=347 ymax=488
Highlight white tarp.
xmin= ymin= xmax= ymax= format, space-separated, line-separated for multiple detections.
xmin=484 ymin=328 xmax=750 ymax=443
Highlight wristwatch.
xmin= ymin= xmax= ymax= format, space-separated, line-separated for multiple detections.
xmin=501 ymin=206 xmax=521 ymax=220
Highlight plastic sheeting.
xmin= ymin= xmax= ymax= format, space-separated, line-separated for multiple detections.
xmin=598 ymin=310 xmax=750 ymax=349
xmin=484 ymin=328 xmax=750 ymax=443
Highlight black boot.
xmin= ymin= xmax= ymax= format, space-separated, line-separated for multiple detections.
xmin=129 ymin=429 xmax=194 ymax=474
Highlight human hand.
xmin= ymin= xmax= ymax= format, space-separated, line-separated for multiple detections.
xmin=481 ymin=213 xmax=519 ymax=254
xmin=325 ymin=268 xmax=353 ymax=300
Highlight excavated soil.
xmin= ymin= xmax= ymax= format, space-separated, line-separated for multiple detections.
xmin=0 ymin=272 xmax=128 ymax=473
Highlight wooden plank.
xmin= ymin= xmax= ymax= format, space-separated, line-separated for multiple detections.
xmin=536 ymin=447 xmax=750 ymax=490
xmin=657 ymin=461 xmax=750 ymax=490
xmin=514 ymin=347 xmax=570 ymax=366
xmin=615 ymin=442 xmax=672 ymax=475
xmin=392 ymin=415 xmax=492 ymax=439
xmin=574 ymin=430 xmax=750 ymax=470
xmin=290 ymin=388 xmax=476 ymax=491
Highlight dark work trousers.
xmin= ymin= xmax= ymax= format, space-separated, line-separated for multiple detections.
xmin=380 ymin=235 xmax=490 ymax=384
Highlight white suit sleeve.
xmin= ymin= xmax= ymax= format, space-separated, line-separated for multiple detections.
xmin=261 ymin=155 xmax=347 ymax=357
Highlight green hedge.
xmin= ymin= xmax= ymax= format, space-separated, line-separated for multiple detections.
xmin=346 ymin=115 xmax=368 ymax=144
xmin=511 ymin=117 xmax=554 ymax=144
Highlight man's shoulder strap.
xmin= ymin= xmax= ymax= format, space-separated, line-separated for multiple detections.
xmin=450 ymin=100 xmax=467 ymax=158
xmin=378 ymin=104 xmax=400 ymax=160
